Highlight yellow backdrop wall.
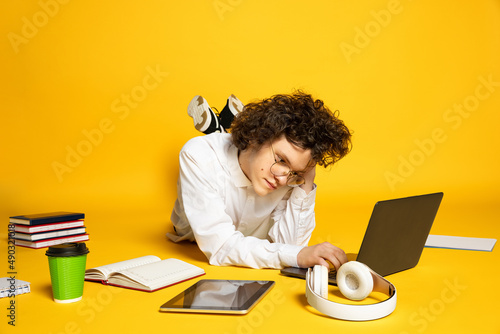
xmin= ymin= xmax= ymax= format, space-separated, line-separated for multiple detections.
xmin=2 ymin=2 xmax=500 ymax=333
xmin=1 ymin=0 xmax=499 ymax=252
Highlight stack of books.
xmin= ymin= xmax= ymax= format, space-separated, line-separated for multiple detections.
xmin=10 ymin=212 xmax=89 ymax=249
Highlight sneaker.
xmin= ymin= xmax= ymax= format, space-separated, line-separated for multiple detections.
xmin=218 ymin=94 xmax=244 ymax=130
xmin=187 ymin=95 xmax=224 ymax=134
xmin=228 ymin=94 xmax=245 ymax=114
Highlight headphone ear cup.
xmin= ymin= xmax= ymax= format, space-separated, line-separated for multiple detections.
xmin=337 ymin=261 xmax=374 ymax=301
xmin=312 ymin=265 xmax=329 ymax=298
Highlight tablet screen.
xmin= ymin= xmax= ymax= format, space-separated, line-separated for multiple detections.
xmin=159 ymin=279 xmax=275 ymax=314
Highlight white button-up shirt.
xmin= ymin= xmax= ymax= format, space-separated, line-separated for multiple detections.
xmin=169 ymin=133 xmax=317 ymax=269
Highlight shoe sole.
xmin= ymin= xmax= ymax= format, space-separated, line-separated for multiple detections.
xmin=187 ymin=95 xmax=222 ymax=133
xmin=188 ymin=95 xmax=210 ymax=131
xmin=228 ymin=94 xmax=244 ymax=115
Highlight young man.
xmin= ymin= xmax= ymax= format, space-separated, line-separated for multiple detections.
xmin=168 ymin=91 xmax=352 ymax=270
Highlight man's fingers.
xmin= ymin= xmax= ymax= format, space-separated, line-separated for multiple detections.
xmin=326 ymin=256 xmax=341 ymax=271
xmin=319 ymin=242 xmax=347 ymax=270
xmin=297 ymin=242 xmax=348 ymax=269
xmin=317 ymin=258 xmax=330 ymax=269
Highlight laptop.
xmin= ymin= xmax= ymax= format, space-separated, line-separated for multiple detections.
xmin=280 ymin=192 xmax=444 ymax=284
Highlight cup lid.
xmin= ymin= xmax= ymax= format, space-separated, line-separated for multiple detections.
xmin=45 ymin=242 xmax=89 ymax=257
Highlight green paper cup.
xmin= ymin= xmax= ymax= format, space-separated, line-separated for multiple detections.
xmin=46 ymin=243 xmax=89 ymax=303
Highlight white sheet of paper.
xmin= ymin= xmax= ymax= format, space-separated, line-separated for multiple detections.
xmin=425 ymin=235 xmax=496 ymax=252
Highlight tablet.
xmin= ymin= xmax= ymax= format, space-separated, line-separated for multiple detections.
xmin=159 ymin=279 xmax=275 ymax=315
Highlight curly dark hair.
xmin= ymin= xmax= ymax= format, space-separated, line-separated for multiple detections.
xmin=231 ymin=91 xmax=352 ymax=167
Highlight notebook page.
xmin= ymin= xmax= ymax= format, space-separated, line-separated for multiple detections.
xmin=117 ymin=258 xmax=204 ymax=290
xmin=85 ymin=255 xmax=161 ymax=280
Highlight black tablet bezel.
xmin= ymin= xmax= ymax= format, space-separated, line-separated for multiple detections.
xmin=159 ymin=279 xmax=275 ymax=315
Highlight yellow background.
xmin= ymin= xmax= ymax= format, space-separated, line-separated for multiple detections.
xmin=1 ymin=0 xmax=499 ymax=333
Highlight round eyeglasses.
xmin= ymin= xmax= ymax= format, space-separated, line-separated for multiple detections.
xmin=270 ymin=144 xmax=305 ymax=187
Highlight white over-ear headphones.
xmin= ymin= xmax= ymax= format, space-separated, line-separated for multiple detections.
xmin=305 ymin=261 xmax=397 ymax=321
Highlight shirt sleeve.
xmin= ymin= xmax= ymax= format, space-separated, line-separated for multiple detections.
xmin=268 ymin=185 xmax=317 ymax=248
xmin=176 ymin=143 xmax=303 ymax=269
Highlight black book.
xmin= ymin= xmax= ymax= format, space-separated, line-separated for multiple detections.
xmin=9 ymin=212 xmax=85 ymax=226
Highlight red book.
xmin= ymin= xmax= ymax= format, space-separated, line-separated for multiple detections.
xmin=14 ymin=234 xmax=89 ymax=249
xmin=14 ymin=220 xmax=85 ymax=233
xmin=13 ymin=227 xmax=87 ymax=241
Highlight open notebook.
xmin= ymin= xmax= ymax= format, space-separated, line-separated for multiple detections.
xmin=84 ymin=255 xmax=205 ymax=292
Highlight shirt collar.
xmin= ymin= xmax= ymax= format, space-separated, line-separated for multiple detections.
xmin=227 ymin=141 xmax=252 ymax=188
